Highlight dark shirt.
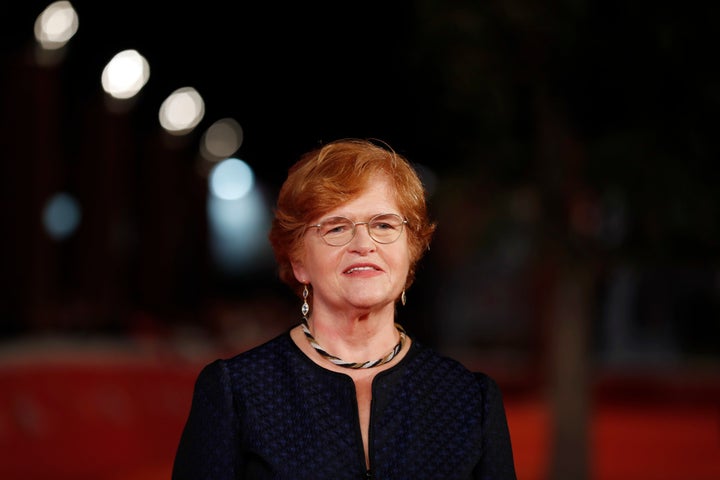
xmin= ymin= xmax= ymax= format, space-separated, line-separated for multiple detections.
xmin=172 ymin=328 xmax=517 ymax=480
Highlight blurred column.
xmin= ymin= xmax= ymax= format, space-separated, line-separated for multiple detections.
xmin=547 ymin=265 xmax=592 ymax=480
xmin=535 ymin=89 xmax=593 ymax=480
xmin=1 ymin=45 xmax=64 ymax=333
xmin=133 ymin=130 xmax=209 ymax=327
xmin=70 ymin=95 xmax=137 ymax=331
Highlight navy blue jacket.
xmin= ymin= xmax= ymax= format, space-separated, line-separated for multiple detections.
xmin=172 ymin=328 xmax=517 ymax=479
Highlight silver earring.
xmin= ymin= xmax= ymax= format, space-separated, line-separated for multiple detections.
xmin=301 ymin=284 xmax=310 ymax=317
xmin=401 ymin=289 xmax=406 ymax=306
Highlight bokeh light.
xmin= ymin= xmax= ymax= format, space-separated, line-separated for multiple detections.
xmin=199 ymin=118 xmax=244 ymax=162
xmin=34 ymin=1 xmax=79 ymax=50
xmin=42 ymin=192 xmax=82 ymax=240
xmin=158 ymin=87 xmax=205 ymax=135
xmin=209 ymin=158 xmax=254 ymax=200
xmin=207 ymin=185 xmax=273 ymax=274
xmin=100 ymin=49 xmax=150 ymax=99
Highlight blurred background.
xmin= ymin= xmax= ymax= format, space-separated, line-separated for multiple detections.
xmin=1 ymin=1 xmax=719 ymax=479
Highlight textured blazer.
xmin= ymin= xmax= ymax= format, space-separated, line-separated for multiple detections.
xmin=172 ymin=328 xmax=517 ymax=480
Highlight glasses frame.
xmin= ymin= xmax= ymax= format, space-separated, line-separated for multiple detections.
xmin=308 ymin=213 xmax=408 ymax=247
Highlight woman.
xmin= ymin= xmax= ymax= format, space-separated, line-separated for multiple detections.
xmin=172 ymin=138 xmax=517 ymax=479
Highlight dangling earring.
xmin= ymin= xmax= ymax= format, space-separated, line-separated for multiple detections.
xmin=401 ymin=289 xmax=406 ymax=306
xmin=301 ymin=284 xmax=310 ymax=317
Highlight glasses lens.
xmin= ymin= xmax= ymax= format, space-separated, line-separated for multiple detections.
xmin=369 ymin=214 xmax=405 ymax=243
xmin=319 ymin=217 xmax=355 ymax=246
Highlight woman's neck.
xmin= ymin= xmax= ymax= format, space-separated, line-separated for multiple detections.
xmin=303 ymin=308 xmax=401 ymax=365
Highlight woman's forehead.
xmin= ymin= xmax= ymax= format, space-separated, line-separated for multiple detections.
xmin=320 ymin=179 xmax=399 ymax=218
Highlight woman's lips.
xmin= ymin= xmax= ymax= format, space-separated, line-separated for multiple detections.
xmin=343 ymin=264 xmax=381 ymax=274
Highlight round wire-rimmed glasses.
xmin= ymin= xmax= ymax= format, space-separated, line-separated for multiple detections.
xmin=308 ymin=213 xmax=408 ymax=246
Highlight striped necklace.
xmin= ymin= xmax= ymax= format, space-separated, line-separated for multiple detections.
xmin=300 ymin=317 xmax=407 ymax=369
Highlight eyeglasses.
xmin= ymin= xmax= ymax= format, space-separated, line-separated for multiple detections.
xmin=308 ymin=213 xmax=408 ymax=246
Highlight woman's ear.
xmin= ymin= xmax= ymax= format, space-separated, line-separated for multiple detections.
xmin=291 ymin=260 xmax=308 ymax=285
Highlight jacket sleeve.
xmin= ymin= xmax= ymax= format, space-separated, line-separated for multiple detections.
xmin=473 ymin=372 xmax=518 ymax=480
xmin=172 ymin=359 xmax=242 ymax=480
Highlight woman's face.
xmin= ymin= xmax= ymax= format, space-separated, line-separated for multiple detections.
xmin=291 ymin=175 xmax=410 ymax=316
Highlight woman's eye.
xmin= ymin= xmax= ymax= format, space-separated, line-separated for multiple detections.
xmin=322 ymin=220 xmax=351 ymax=235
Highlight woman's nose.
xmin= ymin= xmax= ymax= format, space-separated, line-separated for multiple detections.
xmin=348 ymin=223 xmax=376 ymax=252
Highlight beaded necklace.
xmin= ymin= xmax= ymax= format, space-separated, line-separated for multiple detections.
xmin=300 ymin=317 xmax=407 ymax=369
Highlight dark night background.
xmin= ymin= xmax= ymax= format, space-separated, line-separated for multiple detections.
xmin=1 ymin=1 xmax=719 ymax=479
